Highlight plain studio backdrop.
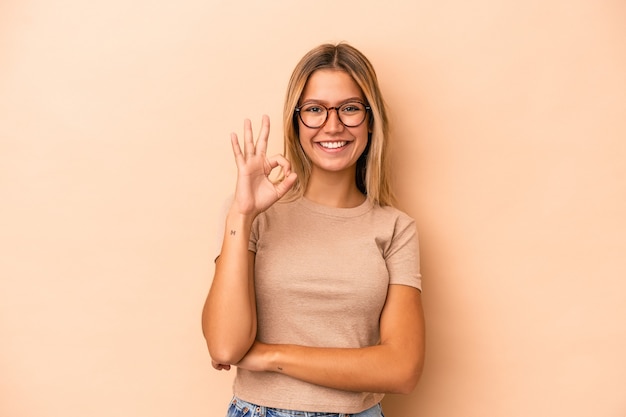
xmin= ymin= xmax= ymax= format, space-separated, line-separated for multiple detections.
xmin=1 ymin=1 xmax=625 ymax=416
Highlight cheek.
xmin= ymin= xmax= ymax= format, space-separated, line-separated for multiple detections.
xmin=355 ymin=129 xmax=370 ymax=152
xmin=297 ymin=133 xmax=315 ymax=159
xmin=298 ymin=128 xmax=315 ymax=148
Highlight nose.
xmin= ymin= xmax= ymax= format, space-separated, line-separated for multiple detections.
xmin=323 ymin=107 xmax=344 ymax=132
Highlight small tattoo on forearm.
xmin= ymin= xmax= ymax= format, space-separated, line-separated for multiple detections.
xmin=230 ymin=230 xmax=236 ymax=236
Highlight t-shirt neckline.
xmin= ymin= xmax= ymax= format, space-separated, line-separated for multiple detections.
xmin=298 ymin=196 xmax=373 ymax=218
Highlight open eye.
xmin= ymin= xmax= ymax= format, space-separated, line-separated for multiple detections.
xmin=302 ymin=104 xmax=325 ymax=113
xmin=341 ymin=102 xmax=364 ymax=113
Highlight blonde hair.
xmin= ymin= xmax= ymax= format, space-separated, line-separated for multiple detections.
xmin=282 ymin=42 xmax=395 ymax=207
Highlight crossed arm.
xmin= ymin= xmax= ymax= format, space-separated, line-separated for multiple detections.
xmin=235 ymin=283 xmax=425 ymax=394
xmin=203 ymin=239 xmax=425 ymax=395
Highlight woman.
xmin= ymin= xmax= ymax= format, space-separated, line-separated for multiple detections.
xmin=203 ymin=43 xmax=425 ymax=417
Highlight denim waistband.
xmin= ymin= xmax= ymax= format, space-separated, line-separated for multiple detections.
xmin=227 ymin=396 xmax=384 ymax=417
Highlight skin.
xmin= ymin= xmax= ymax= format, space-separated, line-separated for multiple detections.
xmin=297 ymin=69 xmax=369 ymax=208
xmin=203 ymin=116 xmax=297 ymax=369
xmin=202 ymin=69 xmax=425 ymax=394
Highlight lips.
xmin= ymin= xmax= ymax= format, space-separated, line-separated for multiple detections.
xmin=318 ymin=141 xmax=348 ymax=149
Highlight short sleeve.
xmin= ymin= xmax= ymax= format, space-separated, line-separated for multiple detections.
xmin=385 ymin=216 xmax=422 ymax=291
xmin=248 ymin=215 xmax=260 ymax=254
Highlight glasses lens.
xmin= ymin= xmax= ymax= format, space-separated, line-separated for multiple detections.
xmin=338 ymin=102 xmax=367 ymax=127
xmin=299 ymin=103 xmax=327 ymax=128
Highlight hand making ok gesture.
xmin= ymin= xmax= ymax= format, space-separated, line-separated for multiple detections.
xmin=230 ymin=115 xmax=297 ymax=217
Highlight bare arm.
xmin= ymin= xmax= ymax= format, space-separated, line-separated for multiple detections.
xmin=201 ymin=116 xmax=297 ymax=367
xmin=202 ymin=218 xmax=256 ymax=366
xmin=236 ymin=284 xmax=425 ymax=394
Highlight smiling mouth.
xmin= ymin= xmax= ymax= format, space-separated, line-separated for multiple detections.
xmin=319 ymin=141 xmax=348 ymax=149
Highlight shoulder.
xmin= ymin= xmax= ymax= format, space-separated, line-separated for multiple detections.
xmin=369 ymin=203 xmax=416 ymax=229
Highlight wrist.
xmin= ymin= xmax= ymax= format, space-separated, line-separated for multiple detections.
xmin=225 ymin=208 xmax=255 ymax=230
xmin=266 ymin=343 xmax=287 ymax=373
xmin=228 ymin=198 xmax=262 ymax=218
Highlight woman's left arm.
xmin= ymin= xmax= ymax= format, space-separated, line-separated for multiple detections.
xmin=236 ymin=284 xmax=425 ymax=394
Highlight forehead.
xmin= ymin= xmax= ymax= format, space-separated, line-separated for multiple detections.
xmin=301 ymin=69 xmax=363 ymax=102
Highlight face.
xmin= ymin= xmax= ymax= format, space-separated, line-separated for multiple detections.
xmin=297 ymin=69 xmax=369 ymax=177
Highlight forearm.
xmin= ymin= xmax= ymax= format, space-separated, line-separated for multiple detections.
xmin=202 ymin=211 xmax=257 ymax=364
xmin=245 ymin=341 xmax=424 ymax=395
xmin=239 ymin=287 xmax=426 ymax=393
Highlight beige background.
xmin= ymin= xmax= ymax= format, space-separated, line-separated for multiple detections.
xmin=1 ymin=0 xmax=625 ymax=416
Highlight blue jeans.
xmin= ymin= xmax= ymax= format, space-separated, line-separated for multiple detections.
xmin=226 ymin=396 xmax=385 ymax=417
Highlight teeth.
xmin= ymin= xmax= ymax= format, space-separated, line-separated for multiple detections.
xmin=319 ymin=141 xmax=347 ymax=149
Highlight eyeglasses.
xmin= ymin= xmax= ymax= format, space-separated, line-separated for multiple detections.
xmin=295 ymin=101 xmax=371 ymax=129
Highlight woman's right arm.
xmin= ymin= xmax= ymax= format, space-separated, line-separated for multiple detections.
xmin=201 ymin=115 xmax=297 ymax=368
xmin=202 ymin=210 xmax=257 ymax=367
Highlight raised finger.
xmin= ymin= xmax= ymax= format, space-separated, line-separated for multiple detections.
xmin=230 ymin=132 xmax=244 ymax=166
xmin=255 ymin=115 xmax=270 ymax=156
xmin=243 ymin=119 xmax=255 ymax=156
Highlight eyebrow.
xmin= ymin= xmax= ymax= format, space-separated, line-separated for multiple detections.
xmin=299 ymin=96 xmax=365 ymax=105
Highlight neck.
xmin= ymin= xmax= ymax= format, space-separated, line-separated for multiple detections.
xmin=304 ymin=169 xmax=366 ymax=208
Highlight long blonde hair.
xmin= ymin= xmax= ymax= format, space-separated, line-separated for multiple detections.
xmin=282 ymin=42 xmax=395 ymax=207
